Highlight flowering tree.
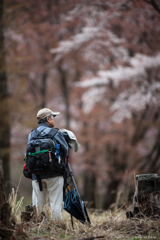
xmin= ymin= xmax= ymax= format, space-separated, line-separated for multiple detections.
xmin=4 ymin=0 xmax=160 ymax=208
xmin=50 ymin=0 xmax=160 ymax=207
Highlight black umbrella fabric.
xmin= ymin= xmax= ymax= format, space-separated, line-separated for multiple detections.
xmin=64 ymin=189 xmax=90 ymax=224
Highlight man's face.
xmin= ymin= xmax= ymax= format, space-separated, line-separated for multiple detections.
xmin=47 ymin=115 xmax=55 ymax=127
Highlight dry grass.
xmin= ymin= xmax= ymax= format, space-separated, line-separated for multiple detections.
xmin=8 ymin=175 xmax=24 ymax=224
xmin=19 ymin=209 xmax=160 ymax=240
xmin=10 ymin=203 xmax=160 ymax=239
xmin=7 ymin=183 xmax=160 ymax=240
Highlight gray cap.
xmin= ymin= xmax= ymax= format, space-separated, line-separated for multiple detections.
xmin=37 ymin=108 xmax=60 ymax=120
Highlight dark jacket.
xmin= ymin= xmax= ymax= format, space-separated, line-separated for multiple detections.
xmin=27 ymin=123 xmax=68 ymax=180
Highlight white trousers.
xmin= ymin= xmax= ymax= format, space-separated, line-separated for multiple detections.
xmin=32 ymin=176 xmax=64 ymax=221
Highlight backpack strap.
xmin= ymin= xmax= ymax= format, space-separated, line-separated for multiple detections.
xmin=30 ymin=127 xmax=59 ymax=140
xmin=36 ymin=175 xmax=43 ymax=191
xmin=36 ymin=127 xmax=50 ymax=137
xmin=45 ymin=128 xmax=59 ymax=138
xmin=63 ymin=165 xmax=68 ymax=201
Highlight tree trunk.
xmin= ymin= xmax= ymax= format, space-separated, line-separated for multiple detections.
xmin=41 ymin=71 xmax=48 ymax=108
xmin=103 ymin=145 xmax=126 ymax=209
xmin=0 ymin=155 xmax=5 ymax=205
xmin=58 ymin=64 xmax=70 ymax=129
xmin=83 ymin=172 xmax=96 ymax=208
xmin=83 ymin=140 xmax=96 ymax=208
xmin=103 ymin=177 xmax=119 ymax=209
xmin=0 ymin=6 xmax=13 ymax=229
xmin=0 ymin=0 xmax=11 ymax=197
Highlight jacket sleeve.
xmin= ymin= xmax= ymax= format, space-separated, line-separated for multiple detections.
xmin=54 ymin=130 xmax=69 ymax=157
xmin=28 ymin=133 xmax=31 ymax=144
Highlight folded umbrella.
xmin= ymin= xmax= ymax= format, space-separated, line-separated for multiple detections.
xmin=64 ymin=189 xmax=90 ymax=224
xmin=64 ymin=163 xmax=91 ymax=225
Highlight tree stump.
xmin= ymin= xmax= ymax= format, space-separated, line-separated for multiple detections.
xmin=21 ymin=204 xmax=37 ymax=222
xmin=0 ymin=155 xmax=14 ymax=239
xmin=126 ymin=173 xmax=160 ymax=218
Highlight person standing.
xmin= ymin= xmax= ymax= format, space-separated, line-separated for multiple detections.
xmin=27 ymin=108 xmax=68 ymax=221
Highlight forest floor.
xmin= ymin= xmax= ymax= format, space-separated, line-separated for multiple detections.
xmin=2 ymin=189 xmax=160 ymax=240
xmin=9 ymin=206 xmax=160 ymax=240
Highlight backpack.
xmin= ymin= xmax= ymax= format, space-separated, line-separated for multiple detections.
xmin=24 ymin=127 xmax=68 ymax=194
xmin=26 ymin=127 xmax=63 ymax=176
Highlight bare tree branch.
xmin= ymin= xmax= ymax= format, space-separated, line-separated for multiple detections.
xmin=143 ymin=0 xmax=160 ymax=14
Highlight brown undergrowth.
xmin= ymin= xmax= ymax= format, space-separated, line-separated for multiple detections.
xmin=5 ymin=189 xmax=160 ymax=240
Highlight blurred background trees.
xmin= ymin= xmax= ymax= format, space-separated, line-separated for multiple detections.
xmin=1 ymin=0 xmax=160 ymax=208
xmin=0 ymin=0 xmax=11 ymax=197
